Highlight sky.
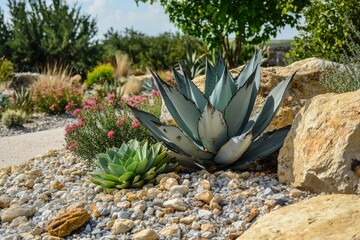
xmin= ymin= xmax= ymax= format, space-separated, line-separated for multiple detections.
xmin=0 ymin=0 xmax=300 ymax=40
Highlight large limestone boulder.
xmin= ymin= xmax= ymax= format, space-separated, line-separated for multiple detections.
xmin=238 ymin=194 xmax=360 ymax=240
xmin=162 ymin=58 xmax=330 ymax=131
xmin=278 ymin=90 xmax=360 ymax=194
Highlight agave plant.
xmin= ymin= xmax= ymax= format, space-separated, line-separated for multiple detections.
xmin=128 ymin=49 xmax=295 ymax=171
xmin=89 ymin=140 xmax=170 ymax=189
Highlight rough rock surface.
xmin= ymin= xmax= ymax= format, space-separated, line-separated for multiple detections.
xmin=162 ymin=58 xmax=330 ymax=131
xmin=238 ymin=194 xmax=360 ymax=240
xmin=278 ymin=90 xmax=360 ymax=194
xmin=47 ymin=207 xmax=90 ymax=237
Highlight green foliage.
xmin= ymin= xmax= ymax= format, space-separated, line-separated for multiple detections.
xmin=1 ymin=109 xmax=27 ymax=127
xmin=31 ymin=83 xmax=83 ymax=114
xmin=85 ymin=64 xmax=115 ymax=88
xmin=135 ymin=0 xmax=309 ymax=67
xmin=1 ymin=0 xmax=100 ymax=73
xmin=130 ymin=50 xmax=294 ymax=171
xmin=321 ymin=21 xmax=360 ymax=93
xmin=10 ymin=87 xmax=34 ymax=113
xmin=289 ymin=0 xmax=360 ymax=61
xmin=89 ymin=140 xmax=170 ymax=189
xmin=177 ymin=42 xmax=205 ymax=79
xmin=65 ymin=93 xmax=162 ymax=160
xmin=0 ymin=57 xmax=14 ymax=82
xmin=0 ymin=9 xmax=11 ymax=58
xmin=0 ymin=92 xmax=11 ymax=116
xmin=101 ymin=28 xmax=207 ymax=70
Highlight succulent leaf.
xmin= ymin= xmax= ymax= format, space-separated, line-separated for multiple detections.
xmin=198 ymin=101 xmax=228 ymax=153
xmin=108 ymin=163 xmax=126 ymax=176
xmin=151 ymin=70 xmax=202 ymax=144
xmin=213 ymin=128 xmax=253 ymax=165
xmin=252 ymin=72 xmax=295 ymax=139
xmin=204 ymin=56 xmax=226 ymax=97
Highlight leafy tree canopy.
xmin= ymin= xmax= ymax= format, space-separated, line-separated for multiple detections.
xmin=289 ymin=0 xmax=360 ymax=61
xmin=0 ymin=0 xmax=100 ymax=73
xmin=135 ymin=0 xmax=308 ymax=67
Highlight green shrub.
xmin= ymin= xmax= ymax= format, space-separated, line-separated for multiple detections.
xmin=10 ymin=87 xmax=34 ymax=113
xmin=0 ymin=58 xmax=14 ymax=82
xmin=321 ymin=20 xmax=360 ymax=93
xmin=65 ymin=92 xmax=161 ymax=160
xmin=0 ymin=92 xmax=10 ymax=116
xmin=1 ymin=109 xmax=27 ymax=127
xmin=31 ymin=83 xmax=83 ymax=114
xmin=85 ymin=64 xmax=115 ymax=88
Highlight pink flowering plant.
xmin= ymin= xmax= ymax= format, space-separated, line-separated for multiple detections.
xmin=65 ymin=91 xmax=162 ymax=160
xmin=30 ymin=83 xmax=83 ymax=114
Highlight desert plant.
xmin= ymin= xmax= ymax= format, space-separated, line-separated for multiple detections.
xmin=1 ymin=109 xmax=26 ymax=127
xmin=0 ymin=57 xmax=14 ymax=82
xmin=89 ymin=139 xmax=170 ymax=189
xmin=321 ymin=20 xmax=360 ymax=93
xmin=10 ymin=86 xmax=34 ymax=113
xmin=85 ymin=63 xmax=115 ymax=88
xmin=0 ymin=91 xmax=10 ymax=116
xmin=113 ymin=53 xmax=132 ymax=80
xmin=65 ymin=93 xmax=161 ymax=160
xmin=37 ymin=63 xmax=73 ymax=88
xmin=129 ymin=49 xmax=295 ymax=171
xmin=176 ymin=42 xmax=205 ymax=79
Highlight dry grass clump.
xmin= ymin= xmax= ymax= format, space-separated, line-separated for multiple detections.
xmin=35 ymin=63 xmax=73 ymax=88
xmin=113 ymin=53 xmax=132 ymax=79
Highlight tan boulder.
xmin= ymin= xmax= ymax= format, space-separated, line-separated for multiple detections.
xmin=47 ymin=207 xmax=90 ymax=237
xmin=278 ymin=90 xmax=360 ymax=194
xmin=238 ymin=194 xmax=360 ymax=240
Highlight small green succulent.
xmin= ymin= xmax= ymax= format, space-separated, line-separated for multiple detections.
xmin=128 ymin=49 xmax=295 ymax=171
xmin=89 ymin=140 xmax=170 ymax=189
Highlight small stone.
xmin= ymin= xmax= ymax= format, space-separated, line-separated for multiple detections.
xmin=180 ymin=216 xmax=197 ymax=225
xmin=170 ymin=185 xmax=189 ymax=195
xmin=89 ymin=204 xmax=101 ymax=218
xmin=264 ymin=199 xmax=277 ymax=209
xmin=147 ymin=188 xmax=161 ymax=200
xmin=47 ymin=207 xmax=90 ymax=237
xmin=201 ymin=231 xmax=214 ymax=238
xmin=111 ymin=219 xmax=135 ymax=234
xmin=3 ymin=234 xmax=22 ymax=240
xmin=233 ymin=220 xmax=247 ymax=231
xmin=10 ymin=216 xmax=28 ymax=227
xmin=25 ymin=180 xmax=35 ymax=189
xmin=198 ymin=209 xmax=213 ymax=220
xmin=240 ymin=171 xmax=251 ymax=179
xmin=194 ymin=190 xmax=213 ymax=204
xmin=201 ymin=223 xmax=216 ymax=232
xmin=50 ymin=180 xmax=65 ymax=190
xmin=31 ymin=226 xmax=44 ymax=235
xmin=245 ymin=208 xmax=260 ymax=223
xmin=191 ymin=221 xmax=201 ymax=230
xmin=106 ymin=220 xmax=115 ymax=228
xmin=198 ymin=180 xmax=211 ymax=190
xmin=228 ymin=231 xmax=244 ymax=240
xmin=354 ymin=166 xmax=360 ymax=178
xmin=212 ymin=208 xmax=222 ymax=216
xmin=133 ymin=229 xmax=159 ymax=240
xmin=163 ymin=177 xmax=179 ymax=190
xmin=1 ymin=205 xmax=35 ymax=222
xmin=0 ymin=195 xmax=11 ymax=208
xmin=264 ymin=187 xmax=274 ymax=195
xmin=160 ymin=224 xmax=181 ymax=238
xmin=289 ymin=188 xmax=305 ymax=198
xmin=163 ymin=198 xmax=187 ymax=211
xmin=228 ymin=179 xmax=240 ymax=189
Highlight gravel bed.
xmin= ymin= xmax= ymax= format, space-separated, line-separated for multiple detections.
xmin=0 ymin=149 xmax=317 ymax=239
xmin=0 ymin=113 xmax=77 ymax=137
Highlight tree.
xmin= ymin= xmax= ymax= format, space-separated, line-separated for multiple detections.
xmin=289 ymin=0 xmax=360 ymax=61
xmin=0 ymin=0 xmax=100 ymax=73
xmin=0 ymin=9 xmax=11 ymax=58
xmin=135 ymin=0 xmax=308 ymax=68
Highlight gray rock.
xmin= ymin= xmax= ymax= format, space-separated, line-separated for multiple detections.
xmin=1 ymin=205 xmax=35 ymax=222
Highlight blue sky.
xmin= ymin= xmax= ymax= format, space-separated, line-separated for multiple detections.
xmin=0 ymin=0 xmax=299 ymax=40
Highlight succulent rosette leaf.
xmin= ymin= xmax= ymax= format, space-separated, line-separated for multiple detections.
xmin=129 ymin=49 xmax=295 ymax=170
xmin=90 ymin=140 xmax=170 ymax=189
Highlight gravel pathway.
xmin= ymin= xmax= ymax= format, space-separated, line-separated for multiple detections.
xmin=0 ymin=149 xmax=316 ymax=239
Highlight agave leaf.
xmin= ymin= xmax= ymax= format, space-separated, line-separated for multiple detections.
xmin=103 ymin=173 xmax=120 ymax=182
xmin=155 ymin=163 xmax=167 ymax=174
xmin=107 ymin=148 xmax=119 ymax=161
xmin=139 ymin=140 xmax=148 ymax=161
xmin=108 ymin=163 xmax=126 ymax=177
xmin=198 ymin=101 xmax=228 ymax=153
xmin=143 ymin=167 xmax=157 ymax=181
xmin=96 ymin=153 xmax=111 ymax=172
xmin=126 ymin=160 xmax=138 ymax=173
xmin=132 ymin=175 xmax=141 ymax=184
xmin=95 ymin=179 xmax=116 ymax=188
xmin=172 ymin=68 xmax=189 ymax=97
xmin=135 ymin=159 xmax=148 ymax=175
xmin=204 ymin=55 xmax=226 ymax=97
xmin=131 ymin=180 xmax=145 ymax=188
xmin=213 ymin=129 xmax=253 ymax=165
xmin=157 ymin=125 xmax=214 ymax=160
xmin=118 ymin=143 xmax=128 ymax=156
xmin=128 ymin=106 xmax=188 ymax=155
xmin=235 ymin=49 xmax=262 ymax=88
xmin=209 ymin=66 xmax=237 ymax=112
xmin=89 ymin=176 xmax=105 ymax=185
xmin=252 ymin=72 xmax=295 ymax=139
xmin=153 ymin=151 xmax=168 ymax=167
xmin=115 ymin=182 xmax=131 ymax=189
xmin=151 ymin=70 xmax=202 ymax=144
xmin=232 ymin=126 xmax=291 ymax=170
xmin=118 ymin=171 xmax=136 ymax=182
xmin=224 ymin=66 xmax=257 ymax=138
